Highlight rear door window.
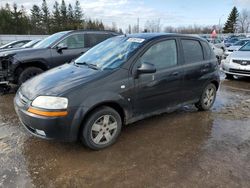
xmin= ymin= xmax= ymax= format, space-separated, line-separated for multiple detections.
xmin=181 ymin=39 xmax=204 ymax=64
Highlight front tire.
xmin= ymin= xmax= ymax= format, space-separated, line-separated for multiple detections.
xmin=18 ymin=67 xmax=44 ymax=86
xmin=195 ymin=83 xmax=217 ymax=111
xmin=81 ymin=106 xmax=122 ymax=150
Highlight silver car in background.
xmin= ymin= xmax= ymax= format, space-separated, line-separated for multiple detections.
xmin=224 ymin=39 xmax=250 ymax=58
xmin=222 ymin=42 xmax=250 ymax=79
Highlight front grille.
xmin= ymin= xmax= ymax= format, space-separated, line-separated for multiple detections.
xmin=229 ymin=68 xmax=250 ymax=75
xmin=228 ymin=50 xmax=234 ymax=52
xmin=232 ymin=59 xmax=250 ymax=65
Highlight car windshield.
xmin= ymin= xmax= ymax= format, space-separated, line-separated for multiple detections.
xmin=239 ymin=42 xmax=250 ymax=51
xmin=74 ymin=36 xmax=145 ymax=70
xmin=33 ymin=32 xmax=68 ymax=48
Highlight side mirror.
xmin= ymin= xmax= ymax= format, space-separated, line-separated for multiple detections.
xmin=56 ymin=44 xmax=68 ymax=52
xmin=8 ymin=45 xmax=12 ymax=49
xmin=135 ymin=62 xmax=156 ymax=78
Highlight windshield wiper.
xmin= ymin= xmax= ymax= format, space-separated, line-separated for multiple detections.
xmin=75 ymin=62 xmax=99 ymax=70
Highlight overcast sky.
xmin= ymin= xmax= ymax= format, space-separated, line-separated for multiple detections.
xmin=0 ymin=0 xmax=250 ymax=30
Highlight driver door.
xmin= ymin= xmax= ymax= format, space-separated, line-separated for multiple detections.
xmin=50 ymin=33 xmax=88 ymax=68
xmin=132 ymin=39 xmax=184 ymax=116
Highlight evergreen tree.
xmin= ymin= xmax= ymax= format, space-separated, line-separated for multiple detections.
xmin=52 ymin=1 xmax=61 ymax=32
xmin=74 ymin=0 xmax=83 ymax=29
xmin=30 ymin=5 xmax=42 ymax=34
xmin=0 ymin=4 xmax=13 ymax=34
xmin=67 ymin=3 xmax=74 ymax=29
xmin=60 ymin=0 xmax=67 ymax=30
xmin=223 ymin=6 xmax=239 ymax=33
xmin=41 ymin=0 xmax=51 ymax=34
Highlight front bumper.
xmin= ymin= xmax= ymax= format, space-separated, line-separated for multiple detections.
xmin=14 ymin=93 xmax=85 ymax=142
xmin=221 ymin=61 xmax=250 ymax=77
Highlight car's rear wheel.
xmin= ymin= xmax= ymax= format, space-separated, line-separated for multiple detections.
xmin=225 ymin=73 xmax=234 ymax=80
xmin=18 ymin=67 xmax=43 ymax=86
xmin=81 ymin=106 xmax=122 ymax=150
xmin=195 ymin=83 xmax=217 ymax=111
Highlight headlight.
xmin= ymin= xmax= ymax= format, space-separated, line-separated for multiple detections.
xmin=32 ymin=96 xmax=68 ymax=110
xmin=224 ymin=55 xmax=231 ymax=63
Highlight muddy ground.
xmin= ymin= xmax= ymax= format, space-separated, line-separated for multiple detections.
xmin=0 ymin=77 xmax=250 ymax=188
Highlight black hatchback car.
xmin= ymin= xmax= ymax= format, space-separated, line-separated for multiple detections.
xmin=14 ymin=33 xmax=220 ymax=150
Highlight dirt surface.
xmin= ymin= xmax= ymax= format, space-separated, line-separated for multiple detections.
xmin=0 ymin=77 xmax=250 ymax=188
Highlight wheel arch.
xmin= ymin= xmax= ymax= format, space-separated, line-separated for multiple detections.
xmin=14 ymin=61 xmax=49 ymax=83
xmin=77 ymin=101 xmax=127 ymax=140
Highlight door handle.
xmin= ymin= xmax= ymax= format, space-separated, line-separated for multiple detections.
xmin=171 ymin=71 xmax=179 ymax=76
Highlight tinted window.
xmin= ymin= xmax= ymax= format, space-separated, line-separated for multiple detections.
xmin=139 ymin=40 xmax=177 ymax=69
xmin=201 ymin=41 xmax=211 ymax=60
xmin=58 ymin=34 xmax=85 ymax=49
xmin=182 ymin=39 xmax=203 ymax=64
xmin=85 ymin=34 xmax=112 ymax=48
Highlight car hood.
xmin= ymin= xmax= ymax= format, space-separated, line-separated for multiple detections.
xmin=20 ymin=63 xmax=104 ymax=100
xmin=230 ymin=50 xmax=250 ymax=60
xmin=0 ymin=47 xmax=23 ymax=53
xmin=0 ymin=48 xmax=46 ymax=60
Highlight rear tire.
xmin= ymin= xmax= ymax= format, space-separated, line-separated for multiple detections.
xmin=225 ymin=73 xmax=234 ymax=80
xmin=195 ymin=83 xmax=217 ymax=111
xmin=81 ymin=106 xmax=122 ymax=150
xmin=18 ymin=67 xmax=43 ymax=86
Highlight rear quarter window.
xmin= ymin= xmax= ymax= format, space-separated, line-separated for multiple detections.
xmin=85 ymin=33 xmax=112 ymax=48
xmin=181 ymin=39 xmax=204 ymax=64
xmin=201 ymin=41 xmax=212 ymax=60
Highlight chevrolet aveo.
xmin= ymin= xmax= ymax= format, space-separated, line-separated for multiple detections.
xmin=14 ymin=33 xmax=220 ymax=150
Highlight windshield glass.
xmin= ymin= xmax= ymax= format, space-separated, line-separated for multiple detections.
xmin=239 ymin=42 xmax=250 ymax=51
xmin=33 ymin=32 xmax=68 ymax=48
xmin=74 ymin=36 xmax=145 ymax=70
xmin=22 ymin=40 xmax=40 ymax=48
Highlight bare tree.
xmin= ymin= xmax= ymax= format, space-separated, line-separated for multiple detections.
xmin=237 ymin=9 xmax=250 ymax=33
xmin=144 ymin=19 xmax=161 ymax=33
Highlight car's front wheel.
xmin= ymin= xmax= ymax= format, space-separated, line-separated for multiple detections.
xmin=81 ymin=106 xmax=122 ymax=150
xmin=195 ymin=83 xmax=217 ymax=111
xmin=18 ymin=67 xmax=44 ymax=86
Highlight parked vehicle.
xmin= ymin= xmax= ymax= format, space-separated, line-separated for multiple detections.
xmin=209 ymin=43 xmax=224 ymax=64
xmin=222 ymin=41 xmax=250 ymax=79
xmin=14 ymin=33 xmax=220 ymax=150
xmin=0 ymin=39 xmax=41 ymax=53
xmin=224 ymin=39 xmax=250 ymax=57
xmin=207 ymin=38 xmax=226 ymax=51
xmin=224 ymin=37 xmax=240 ymax=48
xmin=0 ymin=30 xmax=118 ymax=86
xmin=0 ymin=40 xmax=31 ymax=49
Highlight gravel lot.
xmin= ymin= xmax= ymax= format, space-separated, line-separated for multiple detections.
xmin=0 ymin=76 xmax=250 ymax=188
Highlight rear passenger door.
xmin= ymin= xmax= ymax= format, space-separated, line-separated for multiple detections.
xmin=133 ymin=39 xmax=184 ymax=115
xmin=180 ymin=39 xmax=213 ymax=102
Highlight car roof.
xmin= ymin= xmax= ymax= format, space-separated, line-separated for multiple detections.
xmin=124 ymin=33 xmax=206 ymax=42
xmin=66 ymin=30 xmax=119 ymax=35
